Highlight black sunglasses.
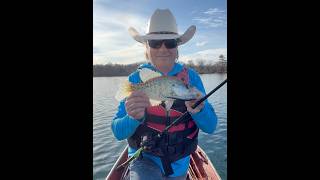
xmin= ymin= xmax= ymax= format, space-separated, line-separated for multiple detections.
xmin=147 ymin=39 xmax=178 ymax=49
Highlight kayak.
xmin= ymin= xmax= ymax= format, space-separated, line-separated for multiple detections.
xmin=106 ymin=145 xmax=221 ymax=180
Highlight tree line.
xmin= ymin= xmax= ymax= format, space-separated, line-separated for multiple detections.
xmin=93 ymin=55 xmax=227 ymax=77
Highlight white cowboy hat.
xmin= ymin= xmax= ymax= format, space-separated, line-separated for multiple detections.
xmin=128 ymin=9 xmax=196 ymax=45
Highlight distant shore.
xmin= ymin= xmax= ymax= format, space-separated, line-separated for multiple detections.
xmin=93 ymin=58 xmax=227 ymax=77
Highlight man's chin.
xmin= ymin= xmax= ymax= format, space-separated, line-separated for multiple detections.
xmin=155 ymin=57 xmax=172 ymax=61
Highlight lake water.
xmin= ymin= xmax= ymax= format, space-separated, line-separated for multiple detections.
xmin=93 ymin=73 xmax=227 ymax=180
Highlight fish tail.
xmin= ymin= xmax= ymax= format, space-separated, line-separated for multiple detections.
xmin=115 ymin=80 xmax=136 ymax=101
xmin=190 ymin=86 xmax=204 ymax=98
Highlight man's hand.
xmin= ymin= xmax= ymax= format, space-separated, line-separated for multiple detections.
xmin=185 ymin=97 xmax=205 ymax=114
xmin=125 ymin=91 xmax=151 ymax=120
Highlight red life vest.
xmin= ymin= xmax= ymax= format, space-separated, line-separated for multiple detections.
xmin=127 ymin=66 xmax=199 ymax=176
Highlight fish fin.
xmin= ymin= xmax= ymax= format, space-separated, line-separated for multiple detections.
xmin=115 ymin=80 xmax=135 ymax=101
xmin=149 ymin=99 xmax=162 ymax=106
xmin=139 ymin=68 xmax=162 ymax=82
xmin=164 ymin=100 xmax=174 ymax=111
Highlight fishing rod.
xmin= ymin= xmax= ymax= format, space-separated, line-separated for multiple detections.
xmin=162 ymin=78 xmax=227 ymax=134
xmin=116 ymin=78 xmax=227 ymax=170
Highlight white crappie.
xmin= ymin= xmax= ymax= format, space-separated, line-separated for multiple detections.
xmin=115 ymin=68 xmax=202 ymax=105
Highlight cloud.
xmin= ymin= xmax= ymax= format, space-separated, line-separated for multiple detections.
xmin=203 ymin=8 xmax=225 ymax=15
xmin=93 ymin=47 xmax=100 ymax=54
xmin=93 ymin=5 xmax=227 ymax=65
xmin=93 ymin=5 xmax=148 ymax=64
xmin=193 ymin=17 xmax=212 ymax=24
xmin=196 ymin=41 xmax=208 ymax=47
xmin=179 ymin=48 xmax=227 ymax=65
xmin=190 ymin=10 xmax=198 ymax=15
xmin=193 ymin=17 xmax=225 ymax=28
xmin=193 ymin=8 xmax=227 ymax=28
xmin=93 ymin=43 xmax=145 ymax=65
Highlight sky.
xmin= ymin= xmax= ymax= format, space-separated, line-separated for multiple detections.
xmin=93 ymin=0 xmax=227 ymax=65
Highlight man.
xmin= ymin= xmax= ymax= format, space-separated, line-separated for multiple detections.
xmin=112 ymin=9 xmax=218 ymax=180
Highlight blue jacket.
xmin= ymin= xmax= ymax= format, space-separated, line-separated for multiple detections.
xmin=111 ymin=62 xmax=218 ymax=177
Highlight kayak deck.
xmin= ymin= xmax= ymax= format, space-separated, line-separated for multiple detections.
xmin=106 ymin=145 xmax=221 ymax=180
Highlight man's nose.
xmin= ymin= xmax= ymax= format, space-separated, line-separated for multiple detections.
xmin=158 ymin=43 xmax=167 ymax=51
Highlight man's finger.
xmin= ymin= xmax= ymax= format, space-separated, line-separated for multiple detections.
xmin=126 ymin=102 xmax=149 ymax=112
xmin=129 ymin=108 xmax=145 ymax=118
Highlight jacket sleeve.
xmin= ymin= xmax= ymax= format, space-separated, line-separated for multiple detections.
xmin=188 ymin=69 xmax=218 ymax=134
xmin=111 ymin=71 xmax=143 ymax=141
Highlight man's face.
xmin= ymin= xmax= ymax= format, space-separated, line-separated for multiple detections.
xmin=146 ymin=39 xmax=178 ymax=69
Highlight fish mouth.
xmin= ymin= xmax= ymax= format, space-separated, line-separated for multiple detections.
xmin=165 ymin=96 xmax=197 ymax=101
